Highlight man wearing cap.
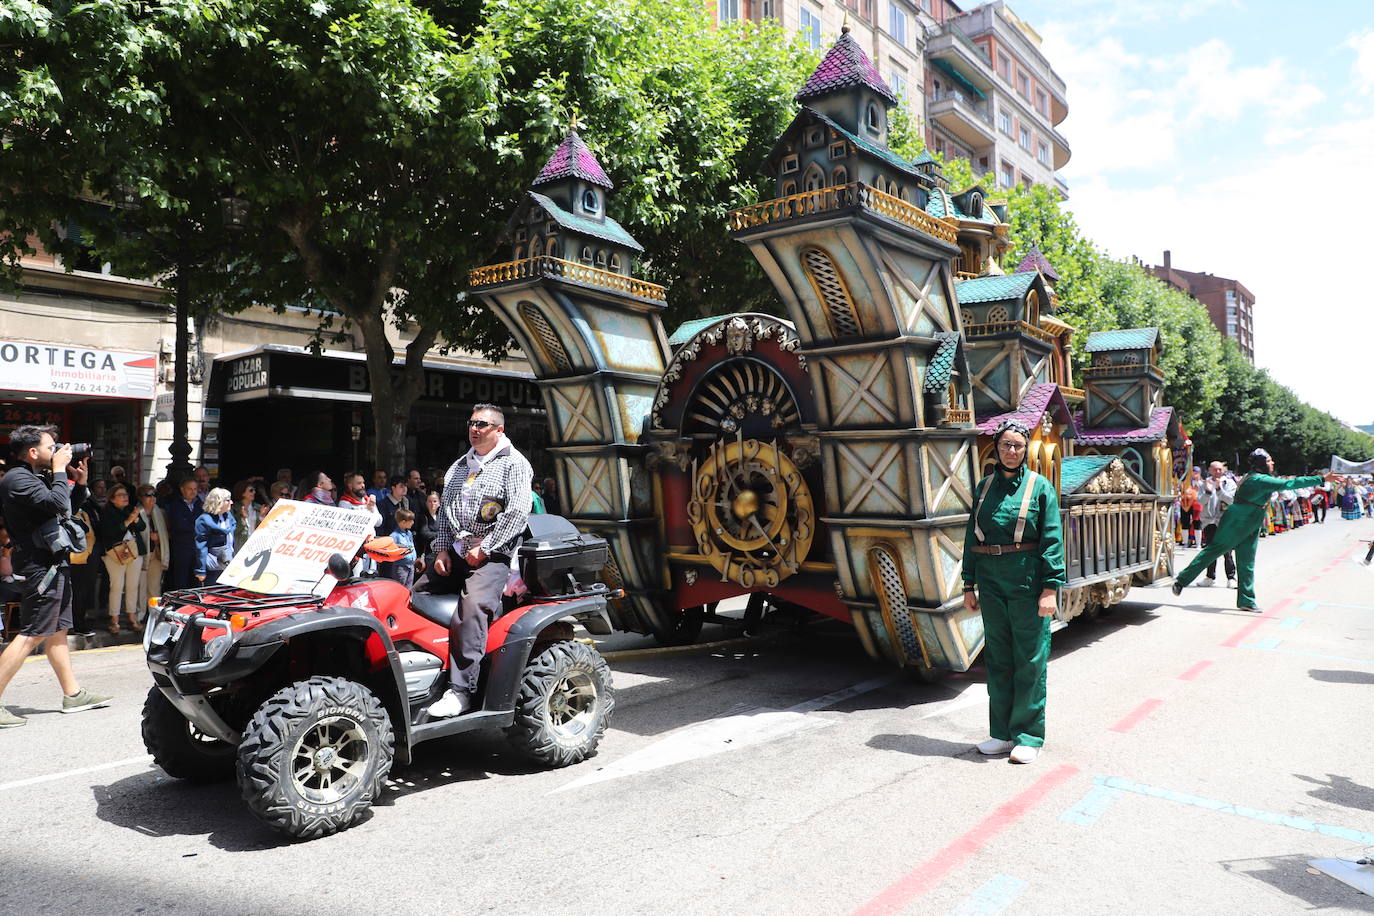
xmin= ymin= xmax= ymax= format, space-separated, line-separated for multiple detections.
xmin=1173 ymin=449 xmax=1345 ymax=611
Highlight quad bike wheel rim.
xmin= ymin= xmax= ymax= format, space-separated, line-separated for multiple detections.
xmin=547 ymin=671 xmax=597 ymax=739
xmin=290 ymin=715 xmax=370 ymax=805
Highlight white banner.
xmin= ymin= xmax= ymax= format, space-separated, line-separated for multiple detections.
xmin=1331 ymin=455 xmax=1374 ymax=475
xmin=0 ymin=340 xmax=156 ymax=399
xmin=218 ymin=500 xmax=374 ymax=597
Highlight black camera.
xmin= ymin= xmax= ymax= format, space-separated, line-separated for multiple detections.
xmin=56 ymin=443 xmax=93 ymax=461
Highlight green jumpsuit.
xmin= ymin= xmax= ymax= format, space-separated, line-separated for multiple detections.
xmin=1175 ymin=473 xmax=1323 ymax=609
xmin=962 ymin=466 xmax=1066 ymax=748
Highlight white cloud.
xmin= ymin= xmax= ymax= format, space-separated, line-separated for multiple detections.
xmin=1350 ymin=29 xmax=1374 ymax=94
xmin=1063 ymin=115 xmax=1374 ymax=425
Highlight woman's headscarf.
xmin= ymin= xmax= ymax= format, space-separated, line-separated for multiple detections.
xmin=1249 ymin=447 xmax=1272 ymax=473
xmin=992 ymin=419 xmax=1032 ymax=473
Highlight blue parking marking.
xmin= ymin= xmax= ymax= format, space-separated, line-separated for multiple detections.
xmin=1059 ymin=785 xmax=1124 ymax=826
xmin=1278 ymin=617 xmax=1303 ymax=629
xmin=949 ymin=874 xmax=1029 ymax=916
xmin=1096 ymin=777 xmax=1374 ymax=846
xmin=1247 ymin=637 xmax=1283 ymax=650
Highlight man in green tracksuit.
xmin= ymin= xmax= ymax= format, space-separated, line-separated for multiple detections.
xmin=1173 ymin=448 xmax=1345 ymax=610
xmin=962 ymin=420 xmax=1066 ymax=765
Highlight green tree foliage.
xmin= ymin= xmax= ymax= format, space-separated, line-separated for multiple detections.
xmin=0 ymin=0 xmax=815 ymax=471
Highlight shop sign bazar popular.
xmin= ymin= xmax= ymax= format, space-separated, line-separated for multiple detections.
xmin=218 ymin=500 xmax=376 ymax=598
xmin=0 ymin=340 xmax=157 ymax=400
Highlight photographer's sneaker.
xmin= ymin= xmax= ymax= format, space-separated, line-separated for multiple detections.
xmin=1171 ymin=580 xmax=1184 ymax=597
xmin=0 ymin=706 xmax=26 ymax=728
xmin=427 ymin=689 xmax=471 ymax=719
xmin=976 ymin=737 xmax=1015 ymax=755
xmin=60 ymin=687 xmax=111 ymax=714
xmin=1009 ymin=745 xmax=1040 ymax=764
xmin=1198 ymin=576 xmax=1215 ymax=587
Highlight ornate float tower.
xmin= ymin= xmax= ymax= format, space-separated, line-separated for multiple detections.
xmin=467 ymin=130 xmax=674 ymax=636
xmin=729 ymin=28 xmax=982 ymax=673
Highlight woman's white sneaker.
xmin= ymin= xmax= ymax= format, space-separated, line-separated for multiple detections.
xmin=976 ymin=737 xmax=1016 ymax=755
xmin=1009 ymin=745 xmax=1039 ymax=764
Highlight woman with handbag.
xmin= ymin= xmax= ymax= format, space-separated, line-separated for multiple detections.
xmin=98 ymin=483 xmax=146 ymax=634
xmin=194 ymin=487 xmax=236 ymax=586
xmin=137 ymin=486 xmax=170 ymax=615
xmin=231 ymin=479 xmax=260 ymax=551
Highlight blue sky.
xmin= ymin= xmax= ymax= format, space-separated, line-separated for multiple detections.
xmin=1006 ymin=0 xmax=1374 ymax=429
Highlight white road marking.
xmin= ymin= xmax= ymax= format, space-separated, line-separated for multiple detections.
xmin=554 ymin=674 xmax=904 ymax=793
xmin=0 ymin=755 xmax=153 ymax=792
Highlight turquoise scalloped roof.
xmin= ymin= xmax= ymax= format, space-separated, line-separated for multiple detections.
xmin=923 ymin=331 xmax=962 ymax=393
xmin=527 ymin=191 xmax=642 ymax=253
xmin=926 ymin=187 xmax=1000 ymax=225
xmin=1059 ymin=455 xmax=1116 ymax=494
xmin=1084 ymin=327 xmax=1159 ymax=352
xmin=668 ymin=317 xmax=720 ymax=347
xmin=954 ymin=271 xmax=1038 ymax=305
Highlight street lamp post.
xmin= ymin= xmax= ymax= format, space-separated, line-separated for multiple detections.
xmin=164 ymin=196 xmax=249 ymax=483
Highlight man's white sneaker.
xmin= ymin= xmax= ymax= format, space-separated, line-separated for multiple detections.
xmin=1227 ymin=578 xmax=1237 ymax=587
xmin=976 ymin=737 xmax=1016 ymax=755
xmin=1009 ymin=745 xmax=1039 ymax=764
xmin=427 ymin=689 xmax=471 ymax=719
xmin=1198 ymin=576 xmax=1215 ymax=587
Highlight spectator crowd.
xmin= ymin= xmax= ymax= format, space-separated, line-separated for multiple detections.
xmin=0 ymin=462 xmax=562 ymax=640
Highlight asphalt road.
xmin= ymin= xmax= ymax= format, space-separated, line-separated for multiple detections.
xmin=3 ymin=518 xmax=1374 ymax=915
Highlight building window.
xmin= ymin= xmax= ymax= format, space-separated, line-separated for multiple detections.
xmin=998 ymin=53 xmax=1011 ymax=82
xmin=781 ymin=154 xmax=800 ymax=174
xmin=889 ymin=4 xmax=907 ymax=46
xmin=1019 ymin=126 xmax=1031 ymax=150
xmin=800 ymin=4 xmax=822 ymax=47
xmin=718 ymin=0 xmax=739 ymax=21
xmin=547 ymin=241 xmax=558 ymax=258
xmin=804 ymin=126 xmax=825 ymax=147
xmin=1000 ymin=161 xmax=1014 ymax=188
xmin=829 ymin=141 xmax=848 ymax=160
xmin=866 ymin=102 xmax=881 ymax=132
xmin=782 ymin=179 xmax=798 ymax=195
xmin=833 ymin=165 xmax=848 ymax=185
xmin=580 ymin=246 xmax=593 ymax=265
xmin=1017 ymin=71 xmax=1030 ymax=98
xmin=1037 ymin=141 xmax=1049 ymax=166
xmin=595 ymin=249 xmax=607 ymax=269
xmin=760 ymin=0 xmax=775 ymax=16
xmin=609 ymin=254 xmax=622 ymax=272
xmin=581 ymin=189 xmax=599 ymax=213
xmin=998 ymin=110 xmax=1012 ymax=135
xmin=1036 ymin=89 xmax=1049 ymax=115
xmin=889 ymin=67 xmax=907 ymax=100
xmin=845 ymin=0 xmax=873 ymax=22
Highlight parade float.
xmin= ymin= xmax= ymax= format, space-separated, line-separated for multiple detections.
xmin=468 ymin=27 xmax=1185 ymax=678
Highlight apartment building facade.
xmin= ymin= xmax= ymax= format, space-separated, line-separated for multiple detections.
xmin=1147 ymin=251 xmax=1256 ymax=362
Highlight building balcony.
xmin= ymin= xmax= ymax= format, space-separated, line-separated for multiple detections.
xmin=925 ymin=28 xmax=998 ymax=96
xmin=467 ymin=256 xmax=667 ymax=302
xmin=928 ymin=89 xmax=995 ymax=148
xmin=729 ymin=182 xmax=959 ymax=245
xmin=1049 ymin=126 xmax=1071 ymax=170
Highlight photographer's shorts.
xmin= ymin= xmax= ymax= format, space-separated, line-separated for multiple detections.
xmin=19 ymin=567 xmax=72 ymax=638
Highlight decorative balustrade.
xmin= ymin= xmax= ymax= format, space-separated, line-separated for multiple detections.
xmin=1057 ymin=385 xmax=1086 ymax=401
xmin=467 ymin=256 xmax=667 ymax=302
xmin=945 ymin=408 xmax=974 ymax=424
xmin=962 ymin=320 xmax=1059 ymax=344
xmin=1083 ymin=362 xmax=1159 ymax=378
xmin=729 ymin=182 xmax=959 ymax=244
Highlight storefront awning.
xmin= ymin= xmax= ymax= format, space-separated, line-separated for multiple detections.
xmin=931 ymin=59 xmax=986 ymax=100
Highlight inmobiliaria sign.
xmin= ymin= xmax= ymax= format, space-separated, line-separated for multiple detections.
xmin=0 ymin=339 xmax=157 ymax=399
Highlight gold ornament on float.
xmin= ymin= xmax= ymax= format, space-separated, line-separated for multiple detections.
xmin=686 ymin=436 xmax=815 ymax=588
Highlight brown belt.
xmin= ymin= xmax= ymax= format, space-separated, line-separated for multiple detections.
xmin=970 ymin=542 xmax=1039 ymax=556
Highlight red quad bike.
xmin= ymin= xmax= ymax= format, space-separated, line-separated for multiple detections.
xmin=140 ymin=515 xmax=616 ymax=840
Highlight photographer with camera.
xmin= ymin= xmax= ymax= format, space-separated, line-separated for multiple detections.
xmin=0 ymin=426 xmax=111 ymax=728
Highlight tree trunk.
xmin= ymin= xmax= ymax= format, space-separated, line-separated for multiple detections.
xmin=357 ymin=311 xmax=439 ymax=476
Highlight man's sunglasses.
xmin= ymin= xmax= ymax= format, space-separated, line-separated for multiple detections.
xmin=467 ymin=419 xmax=499 ymax=429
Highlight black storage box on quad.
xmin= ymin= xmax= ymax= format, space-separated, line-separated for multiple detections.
xmin=519 ymin=515 xmax=609 ymax=597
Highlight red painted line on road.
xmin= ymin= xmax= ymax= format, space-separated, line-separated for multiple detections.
xmin=1293 ymin=585 xmax=1308 ymax=594
xmin=849 ymin=764 xmax=1080 ymax=916
xmin=1220 ymin=598 xmax=1293 ymax=648
xmin=1308 ymin=574 xmax=1323 ymax=582
xmin=1177 ymin=660 xmax=1213 ymax=681
xmin=1109 ymin=698 xmax=1164 ymax=733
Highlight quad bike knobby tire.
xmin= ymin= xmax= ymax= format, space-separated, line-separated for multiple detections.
xmin=506 ymin=640 xmax=614 ymax=768
xmin=236 ymin=676 xmax=394 ymax=840
xmin=141 ymin=687 xmax=237 ymax=783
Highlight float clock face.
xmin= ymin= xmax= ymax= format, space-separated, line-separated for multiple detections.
xmin=686 ymin=435 xmax=815 ymax=588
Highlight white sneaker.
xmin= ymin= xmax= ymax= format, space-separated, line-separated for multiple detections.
xmin=1227 ymin=578 xmax=1237 ymax=587
xmin=427 ymin=689 xmax=471 ymax=719
xmin=976 ymin=737 xmax=1016 ymax=755
xmin=1198 ymin=576 xmax=1215 ymax=587
xmin=1009 ymin=745 xmax=1039 ymax=764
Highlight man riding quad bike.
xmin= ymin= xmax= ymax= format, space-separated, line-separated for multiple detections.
xmin=140 ymin=514 xmax=616 ymax=840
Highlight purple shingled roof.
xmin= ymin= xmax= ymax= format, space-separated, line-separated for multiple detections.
xmin=795 ymin=28 xmax=898 ymax=106
xmin=1016 ymin=245 xmax=1059 ymax=282
xmin=1073 ymin=406 xmax=1178 ymax=446
xmin=532 ymin=130 xmax=613 ymax=190
xmin=976 ymin=382 xmax=1077 ymax=437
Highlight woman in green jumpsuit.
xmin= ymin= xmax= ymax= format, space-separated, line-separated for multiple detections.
xmin=1173 ymin=448 xmax=1345 ymax=610
xmin=962 ymin=420 xmax=1066 ymax=765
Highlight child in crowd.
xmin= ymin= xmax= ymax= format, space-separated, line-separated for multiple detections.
xmin=388 ymin=508 xmax=418 ymax=588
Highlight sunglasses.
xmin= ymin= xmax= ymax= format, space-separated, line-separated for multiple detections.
xmin=467 ymin=419 xmax=498 ymax=429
